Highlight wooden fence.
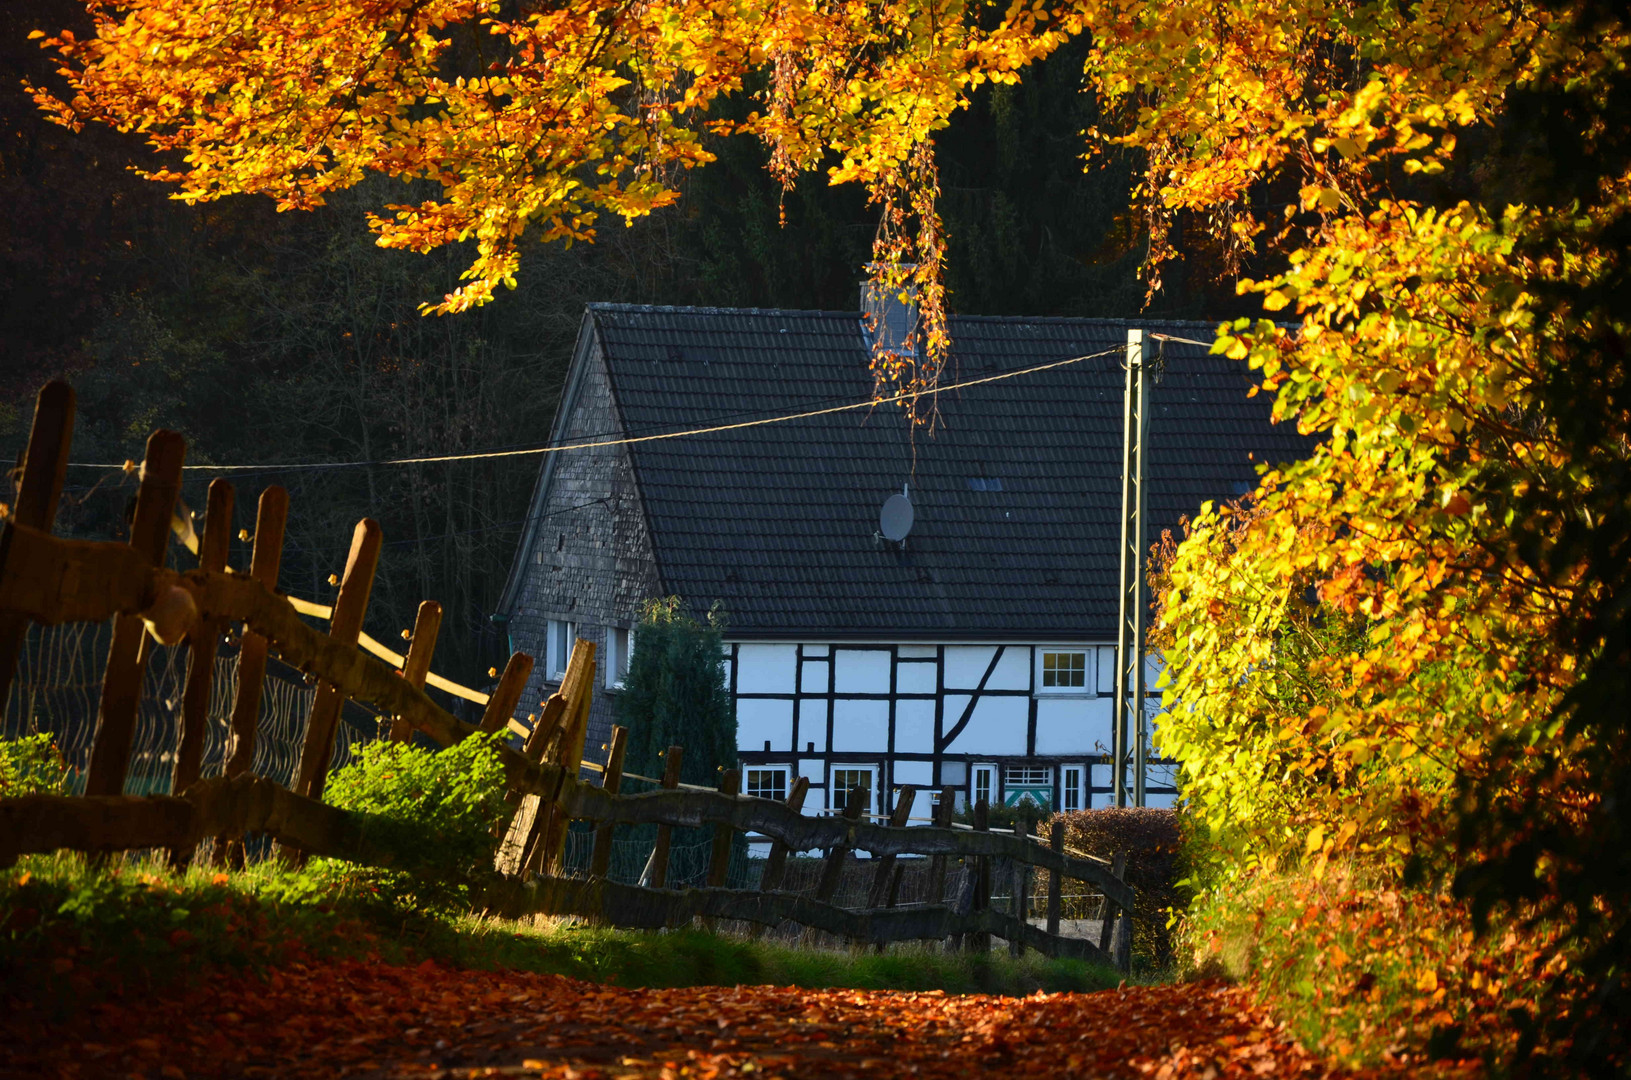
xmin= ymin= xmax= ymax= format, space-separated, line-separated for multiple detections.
xmin=0 ymin=382 xmax=1136 ymax=970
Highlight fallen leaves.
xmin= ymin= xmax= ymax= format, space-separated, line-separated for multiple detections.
xmin=0 ymin=954 xmax=1472 ymax=1080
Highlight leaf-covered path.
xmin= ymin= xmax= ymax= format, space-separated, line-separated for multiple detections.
xmin=0 ymin=957 xmax=1456 ymax=1080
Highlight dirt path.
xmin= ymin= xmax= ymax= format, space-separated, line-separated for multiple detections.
xmin=3 ymin=958 xmax=1383 ymax=1079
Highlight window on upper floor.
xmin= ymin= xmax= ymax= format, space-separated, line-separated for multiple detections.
xmin=604 ymin=626 xmax=633 ymax=689
xmin=1036 ymin=648 xmax=1090 ymax=694
xmin=547 ymin=619 xmax=575 ymax=678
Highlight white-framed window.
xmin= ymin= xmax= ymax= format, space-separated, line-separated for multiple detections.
xmin=547 ymin=619 xmax=575 ymax=678
xmin=745 ymin=765 xmax=790 ymax=802
xmin=1061 ymin=764 xmax=1085 ymax=812
xmin=1036 ymin=647 xmax=1091 ymax=693
xmin=604 ymin=626 xmax=633 ymax=689
xmin=971 ymin=762 xmax=996 ymax=809
xmin=831 ymin=767 xmax=875 ymax=815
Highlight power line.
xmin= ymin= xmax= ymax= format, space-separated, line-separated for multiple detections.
xmin=63 ymin=346 xmax=1123 ymax=474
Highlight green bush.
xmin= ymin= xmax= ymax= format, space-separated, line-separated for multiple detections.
xmin=0 ymin=734 xmax=70 ymax=797
xmin=309 ymin=732 xmax=511 ymax=910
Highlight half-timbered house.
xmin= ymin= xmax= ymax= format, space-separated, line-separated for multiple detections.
xmin=494 ymin=298 xmax=1307 ymax=817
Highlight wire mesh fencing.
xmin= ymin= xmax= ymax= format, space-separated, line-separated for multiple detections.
xmin=1 ymin=620 xmax=378 ymax=795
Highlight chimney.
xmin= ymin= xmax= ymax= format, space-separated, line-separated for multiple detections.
xmin=861 ymin=267 xmax=919 ymax=357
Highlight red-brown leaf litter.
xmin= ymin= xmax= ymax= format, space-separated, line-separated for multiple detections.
xmin=0 ymin=957 xmax=1471 ymax=1079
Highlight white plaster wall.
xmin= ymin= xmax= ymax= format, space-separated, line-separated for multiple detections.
xmin=1035 ymin=696 xmax=1113 ymax=756
xmin=736 ymin=644 xmax=797 ymax=694
xmin=799 ymin=758 xmax=824 ymax=781
xmin=831 ymin=699 xmax=890 ymax=752
xmin=738 ymin=697 xmax=793 ymax=752
xmin=803 ymin=644 xmax=830 ymax=657
xmin=892 ymin=760 xmax=933 ymax=787
xmin=942 ymin=646 xmax=998 ymax=689
xmin=799 ymin=658 xmax=830 ymax=693
xmin=1096 ymin=646 xmax=1115 ymax=694
xmin=898 ymin=644 xmax=936 ymax=659
xmin=942 ymin=694 xmax=1028 ymax=755
xmin=833 ymin=649 xmax=892 ymax=694
xmin=894 ymin=698 xmax=935 ymax=753
xmin=895 ymin=661 xmax=936 ymax=695
xmin=796 ymin=699 xmax=828 ymax=752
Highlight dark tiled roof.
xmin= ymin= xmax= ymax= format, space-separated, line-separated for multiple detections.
xmin=591 ymin=303 xmax=1309 ymax=638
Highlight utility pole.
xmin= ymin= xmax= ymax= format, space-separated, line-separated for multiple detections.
xmin=1112 ymin=329 xmax=1150 ymax=808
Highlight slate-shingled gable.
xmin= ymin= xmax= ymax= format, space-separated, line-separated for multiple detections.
xmin=497 ymin=302 xmax=1309 ymax=641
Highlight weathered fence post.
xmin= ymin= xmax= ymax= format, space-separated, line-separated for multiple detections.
xmin=1009 ymin=855 xmax=1030 ymax=958
xmin=168 ymin=479 xmax=234 ymax=868
xmin=707 ymin=768 xmax=741 ymax=888
xmin=537 ymin=641 xmax=595 ymax=875
xmin=643 ymin=745 xmax=684 ymax=888
xmin=967 ymin=798 xmax=991 ymax=953
xmin=815 ymin=786 xmax=867 ymax=904
xmin=1098 ymin=850 xmax=1131 ymax=973
xmin=589 ymin=725 xmax=628 ymax=879
xmin=866 ymin=785 xmax=916 ymax=908
xmin=215 ymin=485 xmax=287 ymax=869
xmin=507 ymin=644 xmax=590 ymax=876
xmin=389 ymin=601 xmax=442 ymax=742
xmin=1046 ymin=819 xmax=1064 ymax=938
xmin=478 ymin=651 xmax=534 ymax=736
xmin=290 ymin=519 xmax=382 ymax=804
xmin=758 ymin=774 xmax=810 ymax=892
xmin=85 ymin=430 xmax=186 ymax=799
xmin=0 ymin=381 xmax=74 ymax=719
xmin=1112 ymin=853 xmax=1133 ymax=974
xmin=926 ymin=789 xmax=953 ymax=908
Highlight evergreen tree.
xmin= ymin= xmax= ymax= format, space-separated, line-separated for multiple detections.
xmin=616 ymin=598 xmax=737 ymax=787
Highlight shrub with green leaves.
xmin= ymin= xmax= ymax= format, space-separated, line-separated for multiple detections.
xmin=311 ymin=732 xmax=510 ymax=910
xmin=0 ymin=734 xmax=71 ymax=797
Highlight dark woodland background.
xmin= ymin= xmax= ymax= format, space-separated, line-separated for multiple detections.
xmin=0 ymin=0 xmax=1251 ymax=694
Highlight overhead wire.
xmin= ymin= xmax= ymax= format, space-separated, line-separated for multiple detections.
xmin=63 ymin=345 xmax=1126 ymax=473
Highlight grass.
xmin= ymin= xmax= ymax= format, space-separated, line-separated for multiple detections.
xmin=1 ymin=852 xmax=1126 ymax=1017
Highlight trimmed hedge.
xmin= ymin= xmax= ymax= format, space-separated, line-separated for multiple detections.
xmin=1046 ymin=807 xmax=1185 ymax=971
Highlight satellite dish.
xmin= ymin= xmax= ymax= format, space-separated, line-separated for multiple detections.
xmin=880 ymin=493 xmax=914 ymax=542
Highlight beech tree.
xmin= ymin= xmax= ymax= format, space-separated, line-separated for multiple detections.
xmin=30 ymin=0 xmax=1631 ymax=1066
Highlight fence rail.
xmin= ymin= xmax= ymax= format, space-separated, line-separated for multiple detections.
xmin=0 ymin=381 xmax=1136 ymax=969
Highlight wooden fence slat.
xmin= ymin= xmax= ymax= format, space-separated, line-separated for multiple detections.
xmin=502 ymin=647 xmax=589 ymax=877
xmin=168 ymin=480 xmax=234 ymax=868
xmin=1110 ymin=852 xmax=1132 ymax=973
xmin=84 ymin=430 xmax=186 ymax=799
xmin=815 ymin=786 xmax=867 ymax=903
xmin=214 ymin=486 xmax=287 ymax=869
xmin=706 ymin=769 xmax=740 ymax=888
xmin=866 ymin=785 xmax=917 ymax=908
xmin=291 ymin=519 xmax=382 ymax=804
xmin=171 ymin=480 xmax=234 ymax=795
xmin=221 ymin=486 xmax=287 ymax=781
xmin=0 ymin=381 xmax=74 ymax=719
xmin=644 ymin=745 xmax=684 ymax=888
xmin=589 ymin=726 xmax=628 ymax=879
xmin=1008 ymin=858 xmax=1029 ymax=958
xmin=967 ymin=798 xmax=991 ymax=953
xmin=1098 ymin=850 xmax=1129 ymax=963
xmin=389 ymin=601 xmax=442 ymax=742
xmin=926 ymin=789 xmax=953 ymax=906
xmin=478 ymin=651 xmax=533 ymax=736
xmin=758 ymin=774 xmax=809 ymax=892
xmin=1047 ymin=819 xmax=1064 ymax=938
xmin=537 ymin=641 xmax=595 ymax=875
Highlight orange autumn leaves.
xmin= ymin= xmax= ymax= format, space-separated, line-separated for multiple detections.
xmin=0 ymin=951 xmax=1450 ymax=1079
xmin=26 ymin=0 xmax=1088 ymax=422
